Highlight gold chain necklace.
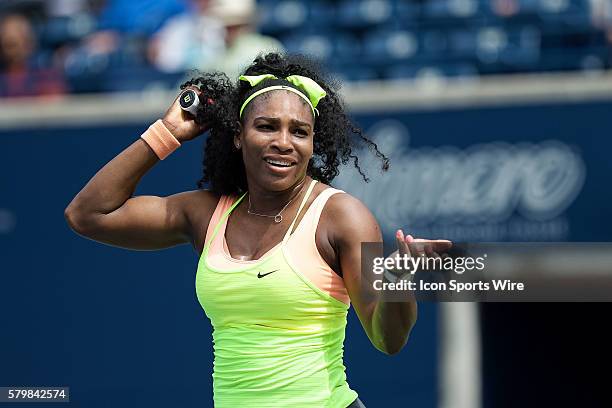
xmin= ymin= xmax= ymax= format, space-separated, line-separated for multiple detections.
xmin=247 ymin=177 xmax=307 ymax=223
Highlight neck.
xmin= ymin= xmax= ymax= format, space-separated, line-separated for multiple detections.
xmin=246 ymin=175 xmax=309 ymax=213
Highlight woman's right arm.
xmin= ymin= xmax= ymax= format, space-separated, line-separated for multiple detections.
xmin=64 ymin=87 xmax=214 ymax=250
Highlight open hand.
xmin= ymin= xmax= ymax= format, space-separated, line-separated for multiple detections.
xmin=394 ymin=229 xmax=453 ymax=260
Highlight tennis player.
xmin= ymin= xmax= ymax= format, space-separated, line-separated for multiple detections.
xmin=65 ymin=53 xmax=451 ymax=407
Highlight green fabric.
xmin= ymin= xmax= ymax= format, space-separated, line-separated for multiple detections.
xmin=239 ymin=74 xmax=327 ymax=108
xmin=195 ymin=183 xmax=358 ymax=408
xmin=238 ymin=73 xmax=327 ymax=118
xmin=239 ymin=85 xmax=316 ymax=118
xmin=285 ymin=75 xmax=327 ymax=107
xmin=238 ymin=73 xmax=277 ymax=87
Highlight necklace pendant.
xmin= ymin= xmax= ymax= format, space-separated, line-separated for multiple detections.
xmin=274 ymin=215 xmax=282 ymax=223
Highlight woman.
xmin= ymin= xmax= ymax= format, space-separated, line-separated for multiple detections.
xmin=65 ymin=53 xmax=449 ymax=407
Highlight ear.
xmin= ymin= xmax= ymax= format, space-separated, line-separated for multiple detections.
xmin=233 ymin=121 xmax=243 ymax=150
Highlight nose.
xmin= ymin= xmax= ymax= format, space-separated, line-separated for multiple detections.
xmin=271 ymin=127 xmax=293 ymax=152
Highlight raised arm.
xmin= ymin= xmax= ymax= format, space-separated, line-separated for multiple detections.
xmin=64 ymin=88 xmax=214 ymax=250
xmin=325 ymin=193 xmax=418 ymax=355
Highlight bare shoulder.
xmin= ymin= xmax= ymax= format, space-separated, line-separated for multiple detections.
xmin=323 ymin=190 xmax=369 ymax=219
xmin=320 ymin=188 xmax=382 ymax=245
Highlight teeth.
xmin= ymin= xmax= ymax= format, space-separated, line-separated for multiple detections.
xmin=266 ymin=159 xmax=293 ymax=167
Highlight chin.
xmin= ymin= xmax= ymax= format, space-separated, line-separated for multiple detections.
xmin=260 ymin=169 xmax=306 ymax=191
xmin=264 ymin=175 xmax=300 ymax=191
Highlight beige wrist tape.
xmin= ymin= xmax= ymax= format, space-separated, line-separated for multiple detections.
xmin=140 ymin=119 xmax=181 ymax=160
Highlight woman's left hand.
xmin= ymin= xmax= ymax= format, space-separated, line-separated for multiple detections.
xmin=394 ymin=229 xmax=453 ymax=260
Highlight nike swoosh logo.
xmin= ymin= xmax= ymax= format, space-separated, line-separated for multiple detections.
xmin=257 ymin=269 xmax=279 ymax=278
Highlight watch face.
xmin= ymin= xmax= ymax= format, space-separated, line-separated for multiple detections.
xmin=180 ymin=90 xmax=197 ymax=108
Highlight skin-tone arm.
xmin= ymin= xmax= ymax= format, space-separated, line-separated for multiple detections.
xmin=64 ymin=88 xmax=214 ymax=251
xmin=325 ymin=193 xmax=451 ymax=355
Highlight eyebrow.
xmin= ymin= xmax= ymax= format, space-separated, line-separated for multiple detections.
xmin=254 ymin=116 xmax=312 ymax=129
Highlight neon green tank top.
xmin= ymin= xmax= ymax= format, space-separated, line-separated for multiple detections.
xmin=195 ymin=180 xmax=358 ymax=408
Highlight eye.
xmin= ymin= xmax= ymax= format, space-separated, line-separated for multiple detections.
xmin=257 ymin=124 xmax=274 ymax=131
xmin=293 ymin=128 xmax=308 ymax=137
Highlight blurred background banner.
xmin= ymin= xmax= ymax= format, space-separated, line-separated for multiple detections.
xmin=2 ymin=1 xmax=612 ymax=407
xmin=337 ymin=94 xmax=607 ymax=243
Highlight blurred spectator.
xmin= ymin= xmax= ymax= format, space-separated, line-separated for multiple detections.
xmin=204 ymin=0 xmax=284 ymax=79
xmin=0 ymin=13 xmax=66 ymax=98
xmin=590 ymin=0 xmax=612 ymax=66
xmin=150 ymin=0 xmax=283 ymax=78
xmin=590 ymin=0 xmax=612 ymax=32
xmin=491 ymin=0 xmax=520 ymax=17
xmin=61 ymin=0 xmax=187 ymax=75
xmin=148 ymin=0 xmax=226 ymax=73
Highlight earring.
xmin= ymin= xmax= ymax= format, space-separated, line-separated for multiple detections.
xmin=235 ymin=142 xmax=241 ymax=149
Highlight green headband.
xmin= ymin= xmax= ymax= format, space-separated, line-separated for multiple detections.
xmin=238 ymin=74 xmax=327 ymax=119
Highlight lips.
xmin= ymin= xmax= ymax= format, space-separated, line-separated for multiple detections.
xmin=263 ymin=157 xmax=296 ymax=168
xmin=262 ymin=157 xmax=297 ymax=176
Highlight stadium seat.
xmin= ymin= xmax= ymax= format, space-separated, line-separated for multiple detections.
xmin=448 ymin=28 xmax=479 ymax=58
xmin=282 ymin=33 xmax=334 ymax=61
xmin=37 ymin=15 xmax=96 ymax=48
xmin=363 ymin=29 xmax=420 ymax=63
xmin=333 ymin=33 xmax=363 ymax=60
xmin=422 ymin=0 xmax=481 ymax=21
xmin=259 ymin=0 xmax=308 ymax=33
xmin=330 ymin=65 xmax=380 ymax=83
xmin=337 ymin=0 xmax=393 ymax=28
xmin=537 ymin=0 xmax=592 ymax=29
xmin=420 ymin=30 xmax=450 ymax=58
xmin=308 ymin=1 xmax=338 ymax=29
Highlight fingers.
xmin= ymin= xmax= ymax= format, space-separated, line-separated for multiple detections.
xmin=397 ymin=231 xmax=428 ymax=258
xmin=413 ymin=238 xmax=453 ymax=253
xmin=433 ymin=240 xmax=453 ymax=252
xmin=397 ymin=232 xmax=452 ymax=259
xmin=396 ymin=229 xmax=412 ymax=257
xmin=425 ymin=244 xmax=441 ymax=259
xmin=410 ymin=237 xmax=427 ymax=258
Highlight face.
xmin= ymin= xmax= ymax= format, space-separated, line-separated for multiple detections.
xmin=236 ymin=90 xmax=315 ymax=192
xmin=0 ymin=16 xmax=34 ymax=66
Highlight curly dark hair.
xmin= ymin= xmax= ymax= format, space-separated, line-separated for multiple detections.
xmin=181 ymin=52 xmax=389 ymax=195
